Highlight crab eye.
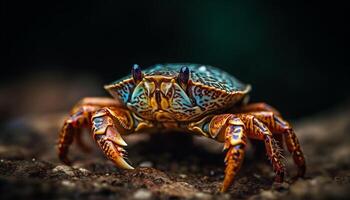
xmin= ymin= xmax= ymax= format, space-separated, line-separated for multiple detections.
xmin=178 ymin=66 xmax=190 ymax=89
xmin=132 ymin=64 xmax=143 ymax=84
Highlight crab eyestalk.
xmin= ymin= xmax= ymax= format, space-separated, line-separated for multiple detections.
xmin=177 ymin=66 xmax=190 ymax=90
xmin=132 ymin=64 xmax=143 ymax=84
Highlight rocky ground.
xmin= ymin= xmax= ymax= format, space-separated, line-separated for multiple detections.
xmin=0 ymin=76 xmax=349 ymax=200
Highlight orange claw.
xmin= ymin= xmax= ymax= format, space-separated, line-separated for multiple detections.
xmin=95 ymin=134 xmax=134 ymax=170
xmin=57 ymin=97 xmax=133 ymax=168
xmin=92 ymin=108 xmax=134 ymax=170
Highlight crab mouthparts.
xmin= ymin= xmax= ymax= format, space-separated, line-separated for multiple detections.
xmin=153 ymin=110 xmax=174 ymax=121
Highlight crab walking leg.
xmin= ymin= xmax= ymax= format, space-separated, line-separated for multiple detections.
xmin=92 ymin=107 xmax=134 ymax=169
xmin=208 ymin=114 xmax=247 ymax=192
xmin=221 ymin=128 xmax=247 ymax=192
xmin=285 ymin=130 xmax=306 ymax=177
xmin=247 ymin=111 xmax=306 ymax=177
xmin=58 ymin=97 xmax=120 ymax=164
xmin=233 ymin=103 xmax=287 ymax=156
xmin=273 ymin=134 xmax=284 ymax=152
xmin=58 ymin=105 xmax=99 ymax=164
xmin=238 ymin=114 xmax=286 ymax=183
xmin=233 ymin=102 xmax=284 ymax=150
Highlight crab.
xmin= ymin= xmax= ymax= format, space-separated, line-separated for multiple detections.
xmin=58 ymin=63 xmax=306 ymax=192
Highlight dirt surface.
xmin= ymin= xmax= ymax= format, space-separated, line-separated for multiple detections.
xmin=1 ymin=101 xmax=350 ymax=199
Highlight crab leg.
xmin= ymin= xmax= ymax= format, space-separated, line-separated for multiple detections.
xmin=92 ymin=107 xmax=134 ymax=169
xmin=238 ymin=114 xmax=286 ymax=183
xmin=246 ymin=111 xmax=306 ymax=178
xmin=209 ymin=114 xmax=247 ymax=192
xmin=58 ymin=97 xmax=119 ymax=164
xmin=209 ymin=114 xmax=285 ymax=191
xmin=231 ymin=102 xmax=285 ymax=150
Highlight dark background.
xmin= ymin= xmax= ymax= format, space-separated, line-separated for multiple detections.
xmin=1 ymin=1 xmax=347 ymax=119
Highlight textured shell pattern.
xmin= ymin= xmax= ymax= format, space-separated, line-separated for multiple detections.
xmin=105 ymin=64 xmax=250 ymax=118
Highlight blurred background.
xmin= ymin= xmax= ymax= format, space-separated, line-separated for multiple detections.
xmin=1 ymin=1 xmax=347 ymax=121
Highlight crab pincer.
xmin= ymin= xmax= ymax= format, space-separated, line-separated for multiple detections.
xmin=92 ymin=108 xmax=134 ymax=169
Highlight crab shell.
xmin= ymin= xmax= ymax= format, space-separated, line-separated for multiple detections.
xmin=104 ymin=64 xmax=251 ymax=122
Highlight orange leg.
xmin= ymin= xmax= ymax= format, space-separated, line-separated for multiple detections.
xmin=58 ymin=97 xmax=120 ymax=164
xmin=206 ymin=113 xmax=285 ymax=192
xmin=247 ymin=111 xmax=306 ymax=178
xmin=238 ymin=114 xmax=285 ymax=182
xmin=231 ymin=102 xmax=285 ymax=153
xmin=91 ymin=107 xmax=134 ymax=169
xmin=209 ymin=114 xmax=247 ymax=192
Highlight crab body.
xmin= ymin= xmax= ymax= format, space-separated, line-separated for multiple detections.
xmin=105 ymin=64 xmax=250 ymax=123
xmin=58 ymin=63 xmax=306 ymax=192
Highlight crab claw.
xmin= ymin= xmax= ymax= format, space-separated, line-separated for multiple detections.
xmin=112 ymin=150 xmax=134 ymax=170
xmin=106 ymin=140 xmax=134 ymax=170
xmin=95 ymin=131 xmax=134 ymax=170
xmin=106 ymin=126 xmax=128 ymax=147
xmin=92 ymin=108 xmax=135 ymax=170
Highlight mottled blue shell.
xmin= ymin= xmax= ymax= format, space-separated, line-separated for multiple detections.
xmin=105 ymin=63 xmax=251 ymax=112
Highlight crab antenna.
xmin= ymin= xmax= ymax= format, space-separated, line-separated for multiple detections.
xmin=178 ymin=66 xmax=190 ymax=89
xmin=132 ymin=64 xmax=143 ymax=84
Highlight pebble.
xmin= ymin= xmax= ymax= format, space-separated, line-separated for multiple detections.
xmin=52 ymin=165 xmax=75 ymax=176
xmin=179 ymin=174 xmax=187 ymax=178
xmin=289 ymin=180 xmax=309 ymax=197
xmin=139 ymin=161 xmax=153 ymax=168
xmin=209 ymin=170 xmax=215 ymax=176
xmin=133 ymin=189 xmax=152 ymax=200
xmin=61 ymin=180 xmax=76 ymax=188
xmin=78 ymin=167 xmax=91 ymax=176
xmin=220 ymin=194 xmax=231 ymax=200
xmin=259 ymin=190 xmax=278 ymax=200
xmin=93 ymin=182 xmax=102 ymax=188
xmin=194 ymin=192 xmax=212 ymax=200
xmin=253 ymin=173 xmax=261 ymax=179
